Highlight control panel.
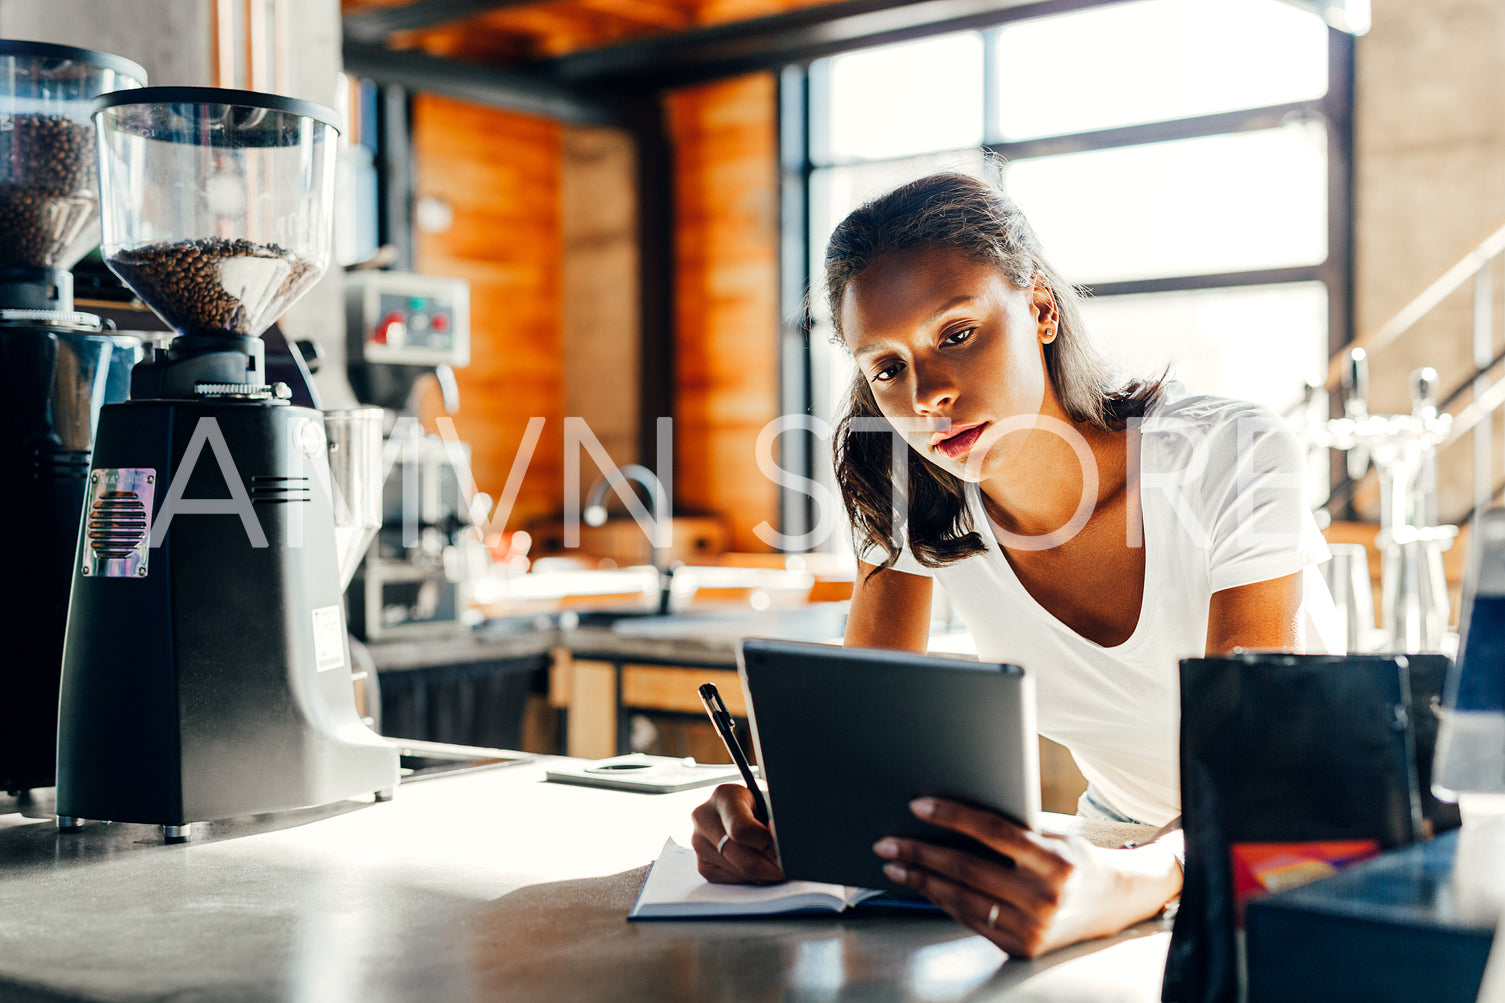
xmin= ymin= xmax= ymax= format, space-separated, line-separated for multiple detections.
xmin=346 ymin=271 xmax=470 ymax=368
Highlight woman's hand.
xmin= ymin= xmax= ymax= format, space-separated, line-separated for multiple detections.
xmin=690 ymin=784 xmax=785 ymax=884
xmin=873 ymin=798 xmax=1181 ymax=959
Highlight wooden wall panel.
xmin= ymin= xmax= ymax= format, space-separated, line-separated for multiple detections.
xmin=411 ymin=94 xmax=566 ymax=531
xmin=668 ymin=74 xmax=781 ymax=553
xmin=562 ymin=127 xmax=640 ymax=472
xmin=408 ymin=78 xmax=783 ymax=553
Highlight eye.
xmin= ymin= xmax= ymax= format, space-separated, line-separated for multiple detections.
xmin=871 ymin=361 xmax=905 ymax=383
xmin=942 ymin=326 xmax=976 ymax=346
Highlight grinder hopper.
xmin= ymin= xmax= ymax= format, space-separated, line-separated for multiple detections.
xmin=0 ymin=39 xmax=144 ymax=309
xmin=93 ymin=86 xmax=334 ymax=392
xmin=92 ymin=85 xmax=381 ymax=586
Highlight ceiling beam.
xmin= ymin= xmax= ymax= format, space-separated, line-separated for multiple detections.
xmin=341 ymin=0 xmax=1136 ymax=113
xmin=342 ymin=42 xmax=620 ymax=125
xmin=538 ymin=0 xmax=1124 ymax=89
xmin=343 ymin=0 xmax=540 ymax=42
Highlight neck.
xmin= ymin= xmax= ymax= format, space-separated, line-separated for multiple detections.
xmin=980 ymin=416 xmax=1127 ymax=539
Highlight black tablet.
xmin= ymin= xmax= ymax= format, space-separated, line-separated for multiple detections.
xmin=736 ymin=638 xmax=1040 ymax=894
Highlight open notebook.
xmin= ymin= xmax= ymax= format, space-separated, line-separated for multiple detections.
xmin=628 ymin=813 xmax=1160 ymax=921
xmin=629 ymin=838 xmax=891 ymax=919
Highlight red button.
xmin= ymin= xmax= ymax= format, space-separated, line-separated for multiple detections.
xmin=373 ymin=312 xmax=404 ymax=344
xmin=431 ymin=312 xmax=450 ymax=332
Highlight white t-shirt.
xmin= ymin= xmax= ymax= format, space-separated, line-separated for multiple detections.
xmin=859 ymin=386 xmax=1342 ymax=826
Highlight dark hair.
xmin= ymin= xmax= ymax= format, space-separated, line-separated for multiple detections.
xmin=828 ymin=171 xmax=1165 ymax=572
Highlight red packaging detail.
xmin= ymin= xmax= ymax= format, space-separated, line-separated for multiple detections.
xmin=1229 ymin=840 xmax=1382 ymax=927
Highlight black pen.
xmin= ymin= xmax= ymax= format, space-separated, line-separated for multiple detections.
xmin=698 ymin=682 xmax=770 ymax=824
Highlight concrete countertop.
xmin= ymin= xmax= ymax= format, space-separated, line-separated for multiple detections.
xmin=0 ymin=761 xmax=1169 ymax=1003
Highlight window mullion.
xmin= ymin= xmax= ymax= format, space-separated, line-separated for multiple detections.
xmin=981 ymin=28 xmax=1000 ymax=145
xmin=779 ymin=64 xmax=816 ymax=548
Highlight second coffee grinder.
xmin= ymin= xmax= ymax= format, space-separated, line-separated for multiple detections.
xmin=56 ymin=87 xmax=397 ymax=840
xmin=0 ymin=41 xmax=146 ymax=794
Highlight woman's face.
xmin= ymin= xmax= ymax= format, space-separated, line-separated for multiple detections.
xmin=840 ymin=244 xmax=1060 ymax=484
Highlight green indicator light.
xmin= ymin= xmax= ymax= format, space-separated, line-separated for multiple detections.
xmin=409 ymin=297 xmax=424 ymax=311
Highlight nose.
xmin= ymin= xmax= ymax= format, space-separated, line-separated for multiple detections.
xmin=912 ymin=362 xmax=957 ymax=415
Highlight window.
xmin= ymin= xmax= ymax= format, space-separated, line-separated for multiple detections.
xmin=783 ymin=0 xmax=1350 ymax=547
xmin=1081 ymin=282 xmax=1330 ymax=410
xmin=1005 ymin=122 xmax=1329 ymax=283
xmin=992 ymin=0 xmax=1329 ymax=139
xmin=816 ymin=34 xmax=985 ymax=162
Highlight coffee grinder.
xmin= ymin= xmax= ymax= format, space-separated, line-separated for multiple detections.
xmin=0 ymin=41 xmax=145 ymax=794
xmin=56 ymin=87 xmax=397 ymax=840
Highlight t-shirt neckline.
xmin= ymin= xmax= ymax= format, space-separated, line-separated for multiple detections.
xmin=966 ymin=436 xmax=1155 ymax=655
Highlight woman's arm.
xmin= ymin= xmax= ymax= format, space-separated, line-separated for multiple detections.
xmin=878 ymin=573 xmax=1309 ymax=956
xmin=693 ymin=560 xmax=935 ymax=883
xmin=844 ymin=560 xmax=934 ymax=651
xmin=875 ymin=800 xmax=1183 ymax=958
xmin=1205 ymin=571 xmax=1304 ymax=655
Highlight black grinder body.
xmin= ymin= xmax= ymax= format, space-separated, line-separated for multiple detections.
xmin=56 ymin=395 xmax=397 ymax=826
xmin=0 ymin=320 xmax=138 ymax=792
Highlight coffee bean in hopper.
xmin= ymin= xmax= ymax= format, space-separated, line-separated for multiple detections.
xmin=107 ymin=237 xmax=320 ymax=338
xmin=0 ymin=114 xmax=99 ymax=270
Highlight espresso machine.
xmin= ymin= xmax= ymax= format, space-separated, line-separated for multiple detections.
xmin=344 ymin=270 xmax=484 ymax=639
xmin=0 ymin=41 xmax=146 ymax=794
xmin=55 ymin=87 xmax=397 ymax=840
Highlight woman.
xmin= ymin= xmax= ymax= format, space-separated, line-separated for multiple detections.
xmin=691 ymin=172 xmax=1339 ymax=958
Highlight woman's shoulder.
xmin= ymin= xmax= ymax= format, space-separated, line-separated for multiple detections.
xmin=1137 ymin=384 xmax=1304 ymax=479
xmin=1141 ymin=384 xmax=1291 ymax=444
xmin=1143 ymin=382 xmax=1280 ymax=427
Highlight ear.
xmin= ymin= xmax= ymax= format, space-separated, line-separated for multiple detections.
xmin=1030 ymin=274 xmax=1059 ymax=344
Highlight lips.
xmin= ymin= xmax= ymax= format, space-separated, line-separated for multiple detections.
xmin=933 ymin=422 xmax=987 ymax=459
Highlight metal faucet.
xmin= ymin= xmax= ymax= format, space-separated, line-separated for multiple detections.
xmin=583 ymin=464 xmax=675 ymax=613
xmin=1305 ymin=348 xmax=1455 ymax=651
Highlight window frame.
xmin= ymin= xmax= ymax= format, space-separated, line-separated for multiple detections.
xmin=776 ymin=6 xmax=1354 ymax=547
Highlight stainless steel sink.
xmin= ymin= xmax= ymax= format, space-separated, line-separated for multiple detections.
xmin=563 ymin=603 xmax=848 ymax=641
xmin=563 ymin=607 xmax=679 ymax=628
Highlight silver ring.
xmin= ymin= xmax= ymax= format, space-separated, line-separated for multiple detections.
xmin=987 ymin=902 xmax=1000 ymax=930
xmin=716 ymin=833 xmax=732 ymax=855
